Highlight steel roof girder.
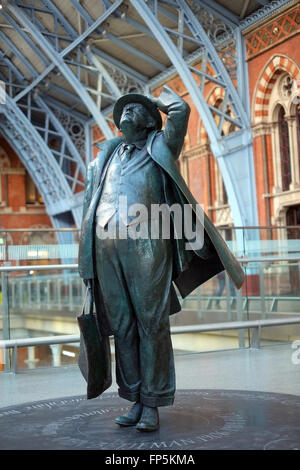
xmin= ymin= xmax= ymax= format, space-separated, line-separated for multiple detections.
xmin=8 ymin=2 xmax=115 ymax=140
xmin=234 ymin=28 xmax=251 ymax=116
xmin=0 ymin=30 xmax=37 ymax=78
xmin=90 ymin=46 xmax=148 ymax=84
xmin=0 ymin=61 xmax=86 ymax=192
xmin=43 ymin=95 xmax=87 ymax=122
xmin=196 ymin=0 xmax=240 ymax=27
xmin=129 ymin=0 xmax=222 ymax=143
xmin=0 ymin=55 xmax=85 ymax=178
xmin=0 ymin=94 xmax=72 ymax=207
xmin=34 ymin=95 xmax=86 ymax=175
xmin=13 ymin=64 xmax=54 ymax=102
xmin=68 ymin=0 xmax=167 ymax=72
xmin=14 ymin=1 xmax=147 ymax=86
xmin=129 ymin=0 xmax=258 ymax=229
xmin=1 ymin=10 xmax=49 ymax=66
xmin=7 ymin=0 xmax=126 ymax=110
xmin=39 ymin=0 xmax=78 ymax=38
xmin=85 ymin=48 xmax=122 ymax=100
xmin=0 ymin=57 xmax=24 ymax=84
xmin=176 ymin=0 xmax=249 ymax=128
xmin=214 ymin=133 xmax=258 ymax=228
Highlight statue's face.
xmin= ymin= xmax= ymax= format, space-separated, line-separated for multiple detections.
xmin=119 ymin=102 xmax=153 ymax=131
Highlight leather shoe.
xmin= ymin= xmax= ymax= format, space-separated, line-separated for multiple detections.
xmin=136 ymin=406 xmax=159 ymax=432
xmin=115 ymin=402 xmax=143 ymax=426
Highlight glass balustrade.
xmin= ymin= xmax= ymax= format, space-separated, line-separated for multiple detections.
xmin=0 ymin=227 xmax=299 ymax=371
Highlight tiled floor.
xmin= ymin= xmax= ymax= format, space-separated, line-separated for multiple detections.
xmin=0 ymin=343 xmax=299 ymax=409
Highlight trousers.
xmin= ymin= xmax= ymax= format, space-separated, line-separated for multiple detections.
xmin=94 ymin=220 xmax=175 ymax=407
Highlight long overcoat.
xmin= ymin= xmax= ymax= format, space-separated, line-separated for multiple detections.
xmin=78 ymin=130 xmax=245 ymax=322
xmin=78 ymin=93 xmax=245 ymax=396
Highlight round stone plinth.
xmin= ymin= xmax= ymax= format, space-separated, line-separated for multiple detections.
xmin=1 ymin=389 xmax=300 ymax=450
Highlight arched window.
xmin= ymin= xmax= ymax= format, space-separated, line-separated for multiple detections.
xmin=278 ymin=105 xmax=291 ymax=191
xmin=25 ymin=171 xmax=44 ymax=204
xmin=222 ymin=180 xmax=228 ymax=205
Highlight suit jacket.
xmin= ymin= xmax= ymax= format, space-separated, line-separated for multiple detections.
xmin=78 ymin=88 xmax=244 ymax=319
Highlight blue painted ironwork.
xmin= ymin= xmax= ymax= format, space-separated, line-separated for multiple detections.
xmin=10 ymin=0 xmax=145 ymax=126
xmin=0 ymin=46 xmax=85 ymax=190
xmin=7 ymin=0 xmax=124 ymax=139
xmin=6 ymin=0 xmax=146 ymax=123
xmin=0 ymin=0 xmax=275 ymax=231
xmin=0 ymin=15 xmax=94 ymax=195
xmin=6 ymin=1 xmax=126 ymax=133
xmin=131 ymin=0 xmax=249 ymax=143
xmin=0 ymin=95 xmax=71 ymax=214
xmin=0 ymin=95 xmax=84 ymax=228
xmin=129 ymin=0 xmax=257 ymax=230
xmin=240 ymin=0 xmax=294 ymax=30
xmin=90 ymin=46 xmax=148 ymax=83
xmin=84 ymin=121 xmax=93 ymax=167
xmin=192 ymin=0 xmax=240 ymax=26
xmin=67 ymin=0 xmax=167 ymax=71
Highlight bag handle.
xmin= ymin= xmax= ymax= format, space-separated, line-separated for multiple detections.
xmin=82 ymin=286 xmax=93 ymax=316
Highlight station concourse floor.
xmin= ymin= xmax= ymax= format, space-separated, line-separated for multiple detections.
xmin=0 ymin=343 xmax=299 ymax=409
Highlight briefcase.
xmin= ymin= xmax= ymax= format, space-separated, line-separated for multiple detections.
xmin=77 ymin=287 xmax=112 ymax=399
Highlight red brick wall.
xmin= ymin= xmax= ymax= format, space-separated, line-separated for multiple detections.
xmin=245 ymin=4 xmax=300 ymax=226
xmin=0 ymin=138 xmax=52 ymax=235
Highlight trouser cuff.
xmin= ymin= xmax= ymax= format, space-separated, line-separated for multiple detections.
xmin=118 ymin=388 xmax=175 ymax=407
xmin=140 ymin=393 xmax=175 ymax=408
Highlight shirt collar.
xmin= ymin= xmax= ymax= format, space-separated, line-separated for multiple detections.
xmin=134 ymin=139 xmax=147 ymax=150
xmin=121 ymin=138 xmax=147 ymax=150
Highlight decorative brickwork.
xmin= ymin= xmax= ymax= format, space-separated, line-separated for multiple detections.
xmin=253 ymin=55 xmax=300 ymax=124
xmin=245 ymin=5 xmax=300 ymax=59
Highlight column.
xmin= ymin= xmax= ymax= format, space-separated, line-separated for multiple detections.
xmin=50 ymin=344 xmax=62 ymax=367
xmin=286 ymin=115 xmax=300 ymax=190
xmin=24 ymin=346 xmax=39 ymax=369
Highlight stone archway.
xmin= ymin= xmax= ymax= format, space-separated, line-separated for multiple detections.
xmin=252 ymin=54 xmax=300 ymax=126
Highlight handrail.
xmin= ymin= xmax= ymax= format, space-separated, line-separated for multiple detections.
xmin=0 ymin=334 xmax=80 ymax=348
xmin=237 ymin=256 xmax=300 ymax=263
xmin=170 ymin=317 xmax=300 ymax=334
xmin=0 ymin=264 xmax=78 ymax=272
xmin=0 ymin=317 xmax=299 ymax=348
xmin=1 ymin=317 xmax=300 ymax=373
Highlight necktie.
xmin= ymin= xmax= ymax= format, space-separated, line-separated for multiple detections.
xmin=120 ymin=143 xmax=135 ymax=162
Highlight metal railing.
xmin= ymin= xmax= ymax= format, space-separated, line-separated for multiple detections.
xmin=1 ymin=252 xmax=300 ymax=372
xmin=2 ymin=258 xmax=299 ymax=313
xmin=1 ymin=225 xmax=300 ymax=264
xmin=1 ymin=317 xmax=300 ymax=373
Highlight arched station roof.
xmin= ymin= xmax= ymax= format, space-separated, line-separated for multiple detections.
xmin=0 ymin=0 xmax=292 ymax=229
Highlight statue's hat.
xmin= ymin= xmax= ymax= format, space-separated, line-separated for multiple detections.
xmin=113 ymin=93 xmax=162 ymax=131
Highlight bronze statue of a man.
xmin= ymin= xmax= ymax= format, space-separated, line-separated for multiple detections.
xmin=78 ymin=86 xmax=244 ymax=432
